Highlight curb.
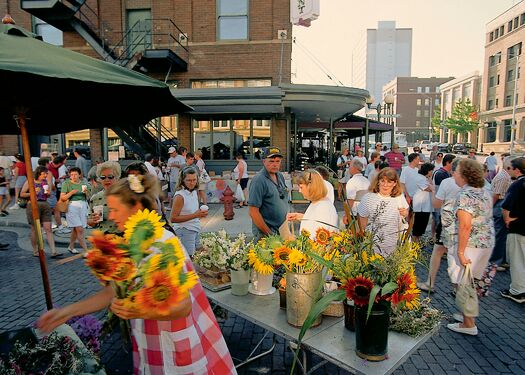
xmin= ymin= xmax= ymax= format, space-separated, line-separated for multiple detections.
xmin=0 ymin=220 xmax=30 ymax=229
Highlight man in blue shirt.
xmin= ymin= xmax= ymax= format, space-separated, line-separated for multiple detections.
xmin=248 ymin=146 xmax=288 ymax=241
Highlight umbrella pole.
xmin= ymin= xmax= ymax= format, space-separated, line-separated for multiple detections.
xmin=18 ymin=113 xmax=53 ymax=310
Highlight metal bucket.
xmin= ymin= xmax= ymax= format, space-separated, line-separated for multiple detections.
xmin=230 ymin=269 xmax=250 ymax=296
xmin=248 ymin=271 xmax=276 ymax=295
xmin=286 ymin=272 xmax=323 ymax=327
xmin=355 ymin=303 xmax=390 ymax=361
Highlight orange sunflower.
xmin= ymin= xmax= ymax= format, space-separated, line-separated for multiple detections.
xmin=111 ymin=258 xmax=138 ymax=282
xmin=88 ymin=231 xmax=128 ymax=258
xmin=85 ymin=249 xmax=119 ymax=281
xmin=344 ymin=275 xmax=374 ymax=307
xmin=315 ymin=227 xmax=331 ymax=245
xmin=391 ymin=272 xmax=420 ymax=309
xmin=135 ymin=270 xmax=184 ymax=316
xmin=273 ymin=246 xmax=291 ymax=266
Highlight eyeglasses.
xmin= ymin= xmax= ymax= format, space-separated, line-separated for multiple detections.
xmin=99 ymin=175 xmax=115 ymax=180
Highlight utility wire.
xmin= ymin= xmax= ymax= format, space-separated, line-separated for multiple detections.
xmin=293 ymin=37 xmax=345 ymax=86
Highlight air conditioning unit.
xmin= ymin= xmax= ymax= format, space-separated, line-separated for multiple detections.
xmin=178 ymin=33 xmax=188 ymax=45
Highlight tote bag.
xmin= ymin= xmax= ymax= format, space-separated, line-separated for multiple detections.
xmin=455 ymin=264 xmax=479 ymax=317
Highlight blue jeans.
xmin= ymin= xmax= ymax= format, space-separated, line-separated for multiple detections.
xmin=489 ymin=200 xmax=508 ymax=265
xmin=174 ymin=227 xmax=201 ymax=257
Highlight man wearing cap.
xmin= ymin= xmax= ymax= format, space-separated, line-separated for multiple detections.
xmin=500 ymin=157 xmax=525 ymax=303
xmin=167 ymin=147 xmax=185 ymax=200
xmin=248 ymin=146 xmax=288 ymax=241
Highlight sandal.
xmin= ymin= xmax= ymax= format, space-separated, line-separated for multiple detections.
xmin=417 ymin=281 xmax=434 ymax=293
xmin=51 ymin=253 xmax=64 ymax=258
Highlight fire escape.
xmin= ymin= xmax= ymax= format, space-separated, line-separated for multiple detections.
xmin=21 ymin=0 xmax=189 ymax=158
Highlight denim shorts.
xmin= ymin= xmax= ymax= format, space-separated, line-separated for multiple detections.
xmin=174 ymin=227 xmax=201 ymax=256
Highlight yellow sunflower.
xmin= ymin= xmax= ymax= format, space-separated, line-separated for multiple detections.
xmin=136 ymin=270 xmax=184 ymax=315
xmin=288 ymin=249 xmax=307 ymax=268
xmin=273 ymin=246 xmax=291 ymax=266
xmin=124 ymin=209 xmax=164 ymax=252
xmin=112 ymin=258 xmax=137 ymax=282
xmin=315 ymin=227 xmax=331 ymax=245
xmin=248 ymin=249 xmax=274 ymax=274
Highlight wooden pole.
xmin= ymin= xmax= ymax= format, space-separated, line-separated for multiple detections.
xmin=18 ymin=112 xmax=53 ymax=310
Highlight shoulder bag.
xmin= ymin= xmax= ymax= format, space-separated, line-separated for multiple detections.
xmin=56 ymin=181 xmax=70 ymax=213
xmin=455 ymin=264 xmax=479 ymax=317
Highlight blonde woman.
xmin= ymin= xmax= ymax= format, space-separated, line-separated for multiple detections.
xmin=287 ymin=169 xmax=338 ymax=239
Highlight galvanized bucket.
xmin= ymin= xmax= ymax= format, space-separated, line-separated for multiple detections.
xmin=248 ymin=270 xmax=276 ymax=295
xmin=230 ymin=269 xmax=250 ymax=296
xmin=286 ymin=272 xmax=323 ymax=327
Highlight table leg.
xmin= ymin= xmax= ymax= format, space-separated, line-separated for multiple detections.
xmin=234 ymin=331 xmax=277 ymax=369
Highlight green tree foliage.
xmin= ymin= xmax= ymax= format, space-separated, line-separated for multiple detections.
xmin=444 ymin=98 xmax=478 ymax=135
xmin=431 ymin=104 xmax=442 ymax=139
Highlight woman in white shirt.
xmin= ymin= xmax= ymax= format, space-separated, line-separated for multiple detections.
xmin=337 ymin=148 xmax=351 ymax=201
xmin=170 ymin=166 xmax=208 ymax=256
xmin=353 ymin=149 xmax=367 ymax=169
xmin=233 ymin=153 xmax=249 ymax=208
xmin=287 ymin=170 xmax=338 ymax=238
xmin=357 ymin=167 xmax=409 ymax=256
xmin=411 ymin=163 xmax=435 ymax=242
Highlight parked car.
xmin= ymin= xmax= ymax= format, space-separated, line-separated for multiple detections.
xmin=419 ymin=140 xmax=431 ymax=151
xmin=437 ymin=143 xmax=452 ymax=153
xmin=427 ymin=142 xmax=438 ymax=151
xmin=452 ymin=143 xmax=473 ymax=155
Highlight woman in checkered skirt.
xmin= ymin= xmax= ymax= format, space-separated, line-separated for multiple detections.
xmin=37 ymin=174 xmax=236 ymax=374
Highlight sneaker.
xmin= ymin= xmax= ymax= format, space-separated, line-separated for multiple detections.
xmin=68 ymin=247 xmax=79 ymax=254
xmin=452 ymin=313 xmax=464 ymax=322
xmin=51 ymin=223 xmax=58 ymax=230
xmin=57 ymin=227 xmax=72 ymax=234
xmin=500 ymin=289 xmax=525 ymax=303
xmin=8 ymin=204 xmax=19 ymax=210
xmin=447 ymin=323 xmax=478 ymax=336
xmin=2 ymin=210 xmax=9 ymax=215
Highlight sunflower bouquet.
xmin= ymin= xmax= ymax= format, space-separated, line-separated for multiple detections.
xmin=247 ymin=235 xmax=283 ymax=275
xmin=85 ymin=209 xmax=198 ymax=317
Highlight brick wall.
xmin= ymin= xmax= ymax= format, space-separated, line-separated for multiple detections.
xmin=178 ymin=115 xmax=192 ymax=150
xmin=272 ymin=118 xmax=288 ymax=163
xmin=0 ymin=135 xmax=20 ymax=156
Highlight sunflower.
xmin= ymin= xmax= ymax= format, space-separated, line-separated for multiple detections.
xmin=176 ymin=270 xmax=199 ymax=295
xmin=344 ymin=275 xmax=374 ymax=307
xmin=391 ymin=272 xmax=420 ymax=310
xmin=300 ymin=229 xmax=311 ymax=238
xmin=124 ymin=209 xmax=165 ymax=253
xmin=361 ymin=251 xmax=369 ymax=265
xmin=135 ymin=270 xmax=184 ymax=315
xmin=112 ymin=258 xmax=137 ymax=282
xmin=85 ymin=249 xmax=119 ymax=281
xmin=273 ymin=246 xmax=291 ymax=266
xmin=315 ymin=227 xmax=331 ymax=245
xmin=288 ymin=248 xmax=307 ymax=268
xmin=88 ymin=231 xmax=128 ymax=258
xmin=248 ymin=249 xmax=274 ymax=275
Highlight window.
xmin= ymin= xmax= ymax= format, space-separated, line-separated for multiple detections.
xmin=423 ymin=110 xmax=429 ymax=117
xmin=489 ymin=76 xmax=495 ymax=87
xmin=416 ymin=110 xmax=421 ymax=117
xmin=487 ymin=99 xmax=494 ymax=110
xmin=415 ymin=120 xmax=421 ymax=127
xmin=486 ymin=121 xmax=497 ymax=143
xmin=424 ymin=98 xmax=430 ymax=106
xmin=504 ymin=119 xmax=512 ymax=142
xmin=436 ymin=87 xmax=441 ymax=93
xmin=417 ymin=87 xmax=422 ymax=93
xmin=508 ymin=21 xmax=513 ymax=32
xmin=508 ymin=43 xmax=522 ymax=58
xmin=495 ymin=28 xmax=499 ymax=38
xmin=521 ymin=13 xmax=525 ymax=25
xmin=496 ymin=98 xmax=499 ymax=108
xmin=508 ymin=69 xmax=515 ymax=81
xmin=497 ymin=74 xmax=500 ymax=85
xmin=506 ymin=95 xmax=512 ymax=107
xmin=193 ymin=117 xmax=270 ymax=160
xmin=217 ymin=0 xmax=248 ymax=40
xmin=425 ymin=86 xmax=430 ymax=93
xmin=515 ymin=17 xmax=519 ymax=29
xmin=191 ymin=78 xmax=271 ymax=88
xmin=463 ymin=83 xmax=472 ymax=98
xmin=489 ymin=55 xmax=496 ymax=66
xmin=500 ymin=25 xmax=504 ymax=36
xmin=416 ymin=98 xmax=422 ymax=106
xmin=490 ymin=32 xmax=494 ymax=42
xmin=435 ymin=98 xmax=440 ymax=106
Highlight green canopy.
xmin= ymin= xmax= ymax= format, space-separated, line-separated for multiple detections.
xmin=0 ymin=23 xmax=190 ymax=135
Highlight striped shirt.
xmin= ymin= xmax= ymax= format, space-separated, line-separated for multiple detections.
xmin=491 ymin=169 xmax=512 ymax=199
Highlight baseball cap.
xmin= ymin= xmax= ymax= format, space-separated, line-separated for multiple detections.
xmin=262 ymin=146 xmax=283 ymax=159
xmin=168 ymin=147 xmax=176 ymax=154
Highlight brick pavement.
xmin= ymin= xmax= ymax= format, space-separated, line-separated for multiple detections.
xmin=2 ymin=215 xmax=525 ymax=374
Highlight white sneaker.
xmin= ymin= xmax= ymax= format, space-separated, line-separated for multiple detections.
xmin=8 ymin=204 xmax=19 ymax=210
xmin=51 ymin=223 xmax=58 ymax=230
xmin=57 ymin=227 xmax=72 ymax=234
xmin=68 ymin=247 xmax=79 ymax=254
xmin=447 ymin=322 xmax=478 ymax=336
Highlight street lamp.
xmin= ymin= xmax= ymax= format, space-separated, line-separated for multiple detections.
xmin=364 ymin=94 xmax=394 ymax=157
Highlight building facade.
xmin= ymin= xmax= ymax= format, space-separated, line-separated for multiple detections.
xmin=353 ymin=21 xmax=412 ymax=105
xmin=438 ymin=72 xmax=482 ymax=146
xmin=382 ymin=76 xmax=454 ymax=144
xmin=479 ymin=0 xmax=525 ymax=153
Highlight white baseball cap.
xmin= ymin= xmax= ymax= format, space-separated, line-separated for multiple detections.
xmin=168 ymin=147 xmax=176 ymax=154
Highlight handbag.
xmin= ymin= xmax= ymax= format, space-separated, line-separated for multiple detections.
xmin=234 ymin=183 xmax=245 ymax=202
xmin=455 ymin=264 xmax=479 ymax=317
xmin=56 ymin=198 xmax=69 ymax=213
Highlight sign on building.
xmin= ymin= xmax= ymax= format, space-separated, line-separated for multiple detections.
xmin=290 ymin=0 xmax=320 ymax=27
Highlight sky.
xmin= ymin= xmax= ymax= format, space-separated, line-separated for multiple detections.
xmin=292 ymin=0 xmax=518 ymax=87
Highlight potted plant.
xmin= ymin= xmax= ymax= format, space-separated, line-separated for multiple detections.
xmin=224 ymin=231 xmax=251 ymax=295
xmin=247 ymin=235 xmax=283 ymax=295
xmin=193 ymin=230 xmax=230 ymax=287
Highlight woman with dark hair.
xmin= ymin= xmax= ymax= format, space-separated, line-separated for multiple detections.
xmin=170 ymin=166 xmax=208 ymax=256
xmin=233 ymin=152 xmax=249 ymax=208
xmin=37 ymin=173 xmax=236 ymax=373
xmin=357 ymin=167 xmax=409 ymax=256
xmin=447 ymin=159 xmax=494 ymax=336
xmin=411 ymin=162 xmax=435 ymax=242
xmin=20 ymin=166 xmax=62 ymax=258
xmin=9 ymin=154 xmax=27 ymax=210
xmin=60 ymin=166 xmax=89 ymax=254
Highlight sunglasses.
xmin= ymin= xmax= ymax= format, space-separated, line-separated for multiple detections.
xmin=99 ymin=175 xmax=115 ymax=180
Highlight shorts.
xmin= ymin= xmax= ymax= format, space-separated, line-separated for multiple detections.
xmin=412 ymin=212 xmax=431 ymax=237
xmin=66 ymin=200 xmax=88 ymax=228
xmin=174 ymin=227 xmax=201 ymax=257
xmin=15 ymin=176 xmax=27 ymax=189
xmin=47 ymin=192 xmax=57 ymax=209
xmin=26 ymin=201 xmax=52 ymax=225
xmin=0 ymin=187 xmax=6 ymax=196
xmin=239 ymin=177 xmax=249 ymax=190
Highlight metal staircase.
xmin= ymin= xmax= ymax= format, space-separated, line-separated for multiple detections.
xmin=21 ymin=0 xmax=188 ymax=158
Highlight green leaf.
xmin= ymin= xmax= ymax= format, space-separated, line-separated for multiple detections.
xmin=290 ymin=289 xmax=346 ymax=374
xmin=367 ymin=285 xmax=381 ymax=323
xmin=381 ymin=281 xmax=398 ymax=296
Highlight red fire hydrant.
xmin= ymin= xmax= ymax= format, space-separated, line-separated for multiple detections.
xmin=221 ymin=186 xmax=235 ymax=220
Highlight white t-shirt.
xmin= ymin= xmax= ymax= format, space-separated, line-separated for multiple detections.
xmin=353 ymin=156 xmax=367 ymax=168
xmin=323 ymin=179 xmax=334 ymax=203
xmin=57 ymin=165 xmax=68 ymax=188
xmin=300 ymin=197 xmax=339 ymax=239
xmin=364 ymin=163 xmax=375 ymax=178
xmin=144 ymin=161 xmax=158 ymax=178
xmin=171 ymin=189 xmax=201 ymax=232
xmin=233 ymin=159 xmax=248 ymax=179
xmin=435 ymin=177 xmax=461 ymax=248
xmin=400 ymin=166 xmax=420 ymax=198
xmin=168 ymin=155 xmax=186 ymax=182
xmin=485 ymin=155 xmax=498 ymax=171
xmin=346 ymin=174 xmax=370 ymax=214
xmin=357 ymin=192 xmax=409 ymax=256
xmin=412 ymin=174 xmax=432 ymax=212
xmin=433 ymin=161 xmax=443 ymax=169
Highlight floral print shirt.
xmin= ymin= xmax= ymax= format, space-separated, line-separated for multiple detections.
xmin=453 ymin=185 xmax=495 ymax=249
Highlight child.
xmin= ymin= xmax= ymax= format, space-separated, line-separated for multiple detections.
xmin=0 ymin=167 xmax=10 ymax=216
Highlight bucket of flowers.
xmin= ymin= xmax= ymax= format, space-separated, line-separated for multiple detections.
xmin=247 ymin=235 xmax=283 ymax=295
xmin=193 ymin=230 xmax=231 ymax=289
xmin=85 ymin=209 xmax=198 ymax=342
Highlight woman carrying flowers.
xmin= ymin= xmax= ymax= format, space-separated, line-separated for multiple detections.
xmin=357 ymin=167 xmax=409 ymax=256
xmin=37 ymin=174 xmax=236 ymax=374
xmin=286 ymin=169 xmax=338 ymax=239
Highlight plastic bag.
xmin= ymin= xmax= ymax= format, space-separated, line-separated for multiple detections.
xmin=234 ymin=184 xmax=245 ymax=202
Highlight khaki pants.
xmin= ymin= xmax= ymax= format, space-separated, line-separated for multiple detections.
xmin=507 ymin=233 xmax=525 ymax=295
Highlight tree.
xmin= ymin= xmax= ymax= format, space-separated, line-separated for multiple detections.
xmin=431 ymin=104 xmax=442 ymax=140
xmin=444 ymin=98 xmax=479 ymax=136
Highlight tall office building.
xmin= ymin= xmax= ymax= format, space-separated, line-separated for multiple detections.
xmin=353 ymin=21 xmax=412 ymax=105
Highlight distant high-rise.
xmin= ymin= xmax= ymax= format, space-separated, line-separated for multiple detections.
xmin=353 ymin=21 xmax=412 ymax=104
